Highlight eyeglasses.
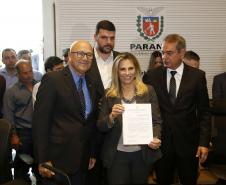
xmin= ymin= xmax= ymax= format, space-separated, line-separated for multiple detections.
xmin=71 ymin=51 xmax=93 ymax=60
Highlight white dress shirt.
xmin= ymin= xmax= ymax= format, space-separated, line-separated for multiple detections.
xmin=94 ymin=48 xmax=114 ymax=89
xmin=32 ymin=82 xmax=40 ymax=106
xmin=167 ymin=62 xmax=184 ymax=97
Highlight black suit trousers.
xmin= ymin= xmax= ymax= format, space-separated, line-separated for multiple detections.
xmin=154 ymin=135 xmax=199 ymax=185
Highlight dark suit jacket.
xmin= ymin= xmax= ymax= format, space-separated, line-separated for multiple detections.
xmin=0 ymin=75 xmax=6 ymax=118
xmin=87 ymin=50 xmax=120 ymax=156
xmin=212 ymin=72 xmax=226 ymax=99
xmin=97 ymin=85 xmax=162 ymax=168
xmin=32 ymin=66 xmax=98 ymax=174
xmin=87 ymin=50 xmax=120 ymax=98
xmin=143 ymin=64 xmax=211 ymax=157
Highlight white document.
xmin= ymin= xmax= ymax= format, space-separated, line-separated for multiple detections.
xmin=123 ymin=104 xmax=153 ymax=145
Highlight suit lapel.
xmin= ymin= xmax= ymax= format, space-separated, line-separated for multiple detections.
xmin=85 ymin=75 xmax=95 ymax=112
xmin=162 ymin=68 xmax=169 ymax=98
xmin=62 ymin=67 xmax=78 ymax=96
xmin=91 ymin=54 xmax=105 ymax=95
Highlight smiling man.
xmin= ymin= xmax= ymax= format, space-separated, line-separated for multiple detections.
xmin=143 ymin=34 xmax=211 ymax=185
xmin=33 ymin=40 xmax=99 ymax=185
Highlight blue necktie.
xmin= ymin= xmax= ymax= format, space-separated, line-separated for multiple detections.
xmin=169 ymin=71 xmax=177 ymax=105
xmin=78 ymin=78 xmax=86 ymax=117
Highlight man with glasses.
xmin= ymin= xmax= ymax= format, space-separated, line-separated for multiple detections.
xmin=143 ymin=34 xmax=210 ymax=185
xmin=86 ymin=20 xmax=119 ymax=185
xmin=33 ymin=40 xmax=99 ymax=185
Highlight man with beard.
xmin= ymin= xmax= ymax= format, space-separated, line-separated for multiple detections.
xmin=89 ymin=20 xmax=119 ymax=93
xmin=86 ymin=20 xmax=119 ymax=185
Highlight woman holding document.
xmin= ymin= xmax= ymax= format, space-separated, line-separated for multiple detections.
xmin=97 ymin=52 xmax=162 ymax=185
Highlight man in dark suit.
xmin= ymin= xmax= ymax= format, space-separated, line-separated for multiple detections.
xmin=143 ymin=34 xmax=211 ymax=185
xmin=32 ymin=40 xmax=98 ymax=185
xmin=86 ymin=20 xmax=119 ymax=185
xmin=212 ymin=72 xmax=226 ymax=99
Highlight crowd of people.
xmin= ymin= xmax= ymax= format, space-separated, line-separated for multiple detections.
xmin=0 ymin=20 xmax=225 ymax=185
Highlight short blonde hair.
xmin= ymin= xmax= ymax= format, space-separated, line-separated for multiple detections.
xmin=106 ymin=52 xmax=148 ymax=97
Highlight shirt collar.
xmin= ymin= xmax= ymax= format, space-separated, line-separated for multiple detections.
xmin=167 ymin=62 xmax=184 ymax=76
xmin=69 ymin=65 xmax=85 ymax=85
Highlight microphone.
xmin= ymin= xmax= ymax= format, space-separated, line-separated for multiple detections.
xmin=41 ymin=163 xmax=71 ymax=185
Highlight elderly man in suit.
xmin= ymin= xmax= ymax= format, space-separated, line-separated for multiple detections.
xmin=32 ymin=40 xmax=98 ymax=185
xmin=143 ymin=34 xmax=211 ymax=185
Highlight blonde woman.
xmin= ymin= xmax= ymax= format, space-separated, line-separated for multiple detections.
xmin=97 ymin=52 xmax=162 ymax=185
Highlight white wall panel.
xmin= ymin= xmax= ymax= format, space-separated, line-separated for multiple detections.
xmin=52 ymin=0 xmax=226 ymax=97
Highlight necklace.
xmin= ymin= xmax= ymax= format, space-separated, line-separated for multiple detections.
xmin=122 ymin=96 xmax=136 ymax=104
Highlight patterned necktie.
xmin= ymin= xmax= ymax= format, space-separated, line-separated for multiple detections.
xmin=169 ymin=71 xmax=177 ymax=105
xmin=78 ymin=77 xmax=86 ymax=117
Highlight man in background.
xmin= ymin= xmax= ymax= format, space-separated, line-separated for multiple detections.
xmin=86 ymin=20 xmax=119 ymax=185
xmin=0 ymin=48 xmax=42 ymax=89
xmin=17 ymin=50 xmax=42 ymax=81
xmin=3 ymin=60 xmax=36 ymax=182
xmin=0 ymin=48 xmax=18 ymax=89
xmin=212 ymin=72 xmax=226 ymax=99
xmin=0 ymin=75 xmax=6 ymax=118
xmin=32 ymin=56 xmax=64 ymax=104
xmin=183 ymin=50 xmax=200 ymax=69
xmin=88 ymin=20 xmax=119 ymax=94
xmin=62 ymin=48 xmax=70 ymax=65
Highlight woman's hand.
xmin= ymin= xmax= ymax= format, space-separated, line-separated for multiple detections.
xmin=148 ymin=137 xmax=161 ymax=150
xmin=109 ymin=104 xmax=124 ymax=122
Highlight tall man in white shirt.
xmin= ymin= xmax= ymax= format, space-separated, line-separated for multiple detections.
xmin=86 ymin=20 xmax=119 ymax=185
xmin=88 ymin=20 xmax=119 ymax=95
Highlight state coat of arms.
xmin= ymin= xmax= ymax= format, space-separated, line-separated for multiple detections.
xmin=137 ymin=7 xmax=164 ymax=41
